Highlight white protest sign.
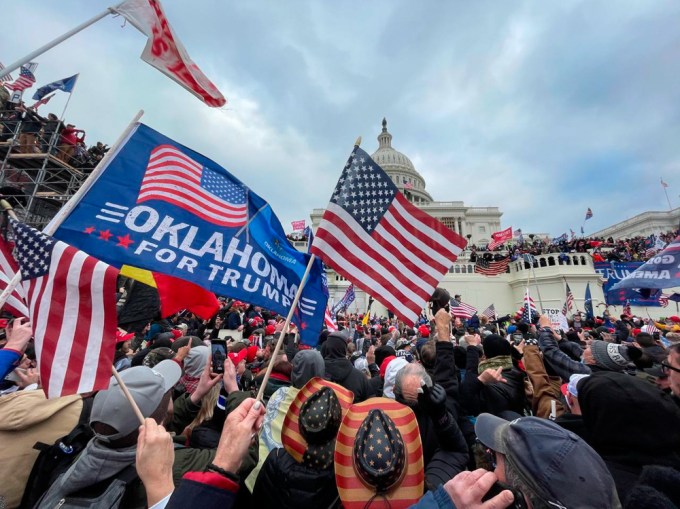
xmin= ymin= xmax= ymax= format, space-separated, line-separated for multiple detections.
xmin=542 ymin=308 xmax=569 ymax=331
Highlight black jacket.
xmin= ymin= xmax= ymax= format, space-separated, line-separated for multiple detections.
xmin=460 ymin=347 xmax=527 ymax=417
xmin=322 ymin=335 xmax=376 ymax=402
xmin=252 ymin=448 xmax=340 ymax=509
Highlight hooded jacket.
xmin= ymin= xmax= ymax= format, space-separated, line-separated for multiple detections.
xmin=0 ymin=391 xmax=83 ymax=508
xmin=322 ymin=335 xmax=376 ymax=402
xmin=578 ymin=371 xmax=680 ymax=501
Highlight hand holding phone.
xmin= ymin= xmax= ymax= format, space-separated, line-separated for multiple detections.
xmin=211 ymin=339 xmax=227 ymax=374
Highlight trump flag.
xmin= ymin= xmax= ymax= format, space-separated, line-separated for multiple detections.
xmin=52 ymin=123 xmax=327 ymax=345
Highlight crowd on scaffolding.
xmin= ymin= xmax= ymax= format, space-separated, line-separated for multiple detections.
xmin=0 ymin=97 xmax=109 ymax=170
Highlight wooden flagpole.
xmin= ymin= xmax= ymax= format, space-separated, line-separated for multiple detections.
xmin=255 ymin=254 xmax=317 ymax=401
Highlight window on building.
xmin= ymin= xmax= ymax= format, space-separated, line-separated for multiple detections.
xmin=479 ymin=226 xmax=486 ymax=233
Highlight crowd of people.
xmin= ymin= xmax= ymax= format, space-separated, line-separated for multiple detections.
xmin=1 ymin=289 xmax=680 ymax=509
xmin=0 ymin=100 xmax=109 ymax=169
xmin=469 ymin=228 xmax=679 ymax=265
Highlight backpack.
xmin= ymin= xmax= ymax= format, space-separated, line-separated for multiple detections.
xmin=20 ymin=398 xmax=94 ymax=509
xmin=33 ymin=465 xmax=141 ymax=509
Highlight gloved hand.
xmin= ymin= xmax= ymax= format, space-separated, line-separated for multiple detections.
xmin=418 ymin=383 xmax=449 ymax=426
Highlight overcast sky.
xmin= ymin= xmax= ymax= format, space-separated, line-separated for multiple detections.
xmin=3 ymin=1 xmax=679 ymax=237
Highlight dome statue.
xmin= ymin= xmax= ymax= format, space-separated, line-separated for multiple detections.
xmin=370 ymin=118 xmax=433 ymax=204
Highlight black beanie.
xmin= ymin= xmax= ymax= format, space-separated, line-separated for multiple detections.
xmin=482 ymin=334 xmax=513 ymax=359
xmin=375 ymin=345 xmax=396 ymax=367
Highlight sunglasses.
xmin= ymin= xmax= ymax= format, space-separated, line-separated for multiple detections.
xmin=661 ymin=362 xmax=680 ymax=375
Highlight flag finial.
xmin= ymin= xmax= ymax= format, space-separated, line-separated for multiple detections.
xmin=355 ymin=136 xmax=362 ymax=147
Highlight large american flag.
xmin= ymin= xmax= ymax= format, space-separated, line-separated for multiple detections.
xmin=0 ymin=61 xmax=13 ymax=83
xmin=475 ymin=256 xmax=510 ymax=276
xmin=451 ymin=300 xmax=477 ymax=319
xmin=311 ymin=147 xmax=466 ymax=326
xmin=521 ymin=287 xmax=538 ymax=324
xmin=137 ymin=144 xmax=248 ymax=227
xmin=0 ymin=236 xmax=29 ymax=318
xmin=3 ymin=65 xmax=36 ymax=91
xmin=11 ymin=220 xmax=119 ymax=399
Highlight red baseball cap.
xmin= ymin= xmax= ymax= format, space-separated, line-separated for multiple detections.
xmin=228 ymin=349 xmax=247 ymax=366
xmin=418 ymin=325 xmax=430 ymax=337
xmin=115 ymin=330 xmax=135 ymax=343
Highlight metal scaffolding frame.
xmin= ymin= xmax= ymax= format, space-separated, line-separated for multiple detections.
xmin=0 ymin=109 xmax=93 ymax=229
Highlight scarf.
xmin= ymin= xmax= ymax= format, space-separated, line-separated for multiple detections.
xmin=478 ymin=355 xmax=513 ymax=374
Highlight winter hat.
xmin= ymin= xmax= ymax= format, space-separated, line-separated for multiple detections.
xmin=590 ymin=340 xmax=634 ymax=371
xmin=143 ymin=347 xmax=176 ymax=368
xmin=482 ymin=334 xmax=513 ymax=359
xmin=375 ymin=345 xmax=396 ymax=367
xmin=383 ymin=357 xmax=409 ymax=399
xmin=183 ymin=346 xmax=209 ymax=378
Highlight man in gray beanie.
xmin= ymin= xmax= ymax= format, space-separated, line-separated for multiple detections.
xmin=585 ymin=340 xmax=641 ymax=372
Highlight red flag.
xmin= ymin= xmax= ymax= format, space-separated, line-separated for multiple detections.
xmin=10 ymin=220 xmax=119 ymax=398
xmin=291 ymin=219 xmax=306 ymax=231
xmin=488 ymin=226 xmax=513 ymax=250
xmin=113 ymin=0 xmax=226 ymax=107
xmin=0 ymin=236 xmax=29 ymax=318
xmin=154 ymin=273 xmax=220 ymax=319
xmin=311 ymin=147 xmax=466 ymax=326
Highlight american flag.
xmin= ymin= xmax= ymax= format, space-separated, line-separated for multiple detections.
xmin=324 ymin=308 xmax=338 ymax=331
xmin=481 ymin=304 xmax=496 ymax=320
xmin=585 ymin=207 xmax=593 ymax=221
xmin=0 ymin=236 xmax=29 ymax=318
xmin=332 ymin=284 xmax=356 ymax=315
xmin=10 ymin=220 xmax=119 ymax=399
xmin=659 ymin=294 xmax=669 ymax=307
xmin=570 ymin=229 xmax=575 ymax=240
xmin=311 ymin=146 xmax=466 ymax=326
xmin=0 ymin=61 xmax=13 ymax=83
xmin=451 ymin=301 xmax=477 ymax=319
xmin=521 ymin=288 xmax=538 ymax=323
xmin=488 ymin=227 xmax=513 ymax=250
xmin=404 ymin=182 xmax=413 ymax=190
xmin=30 ymin=93 xmax=55 ymax=110
xmin=641 ymin=323 xmax=661 ymax=334
xmin=137 ymin=145 xmax=248 ymax=227
xmin=475 ymin=256 xmax=510 ymax=276
xmin=623 ymin=300 xmax=632 ymax=316
xmin=3 ymin=65 xmax=36 ymax=91
xmin=565 ymin=283 xmax=574 ymax=312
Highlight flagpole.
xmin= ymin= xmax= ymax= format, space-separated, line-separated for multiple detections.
xmin=58 ymin=76 xmax=80 ymax=122
xmin=0 ymin=6 xmax=121 ymax=80
xmin=662 ymin=178 xmax=672 ymax=211
xmin=256 ymin=254 xmax=317 ymax=402
xmin=0 ymin=110 xmax=144 ymax=313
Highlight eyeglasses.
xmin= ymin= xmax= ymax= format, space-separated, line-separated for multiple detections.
xmin=661 ymin=362 xmax=680 ymax=375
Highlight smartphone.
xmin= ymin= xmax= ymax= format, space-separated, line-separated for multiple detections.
xmin=210 ymin=339 xmax=227 ymax=374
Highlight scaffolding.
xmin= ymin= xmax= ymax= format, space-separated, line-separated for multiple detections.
xmin=0 ymin=108 xmax=95 ymax=229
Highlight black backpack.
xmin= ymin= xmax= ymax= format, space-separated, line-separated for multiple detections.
xmin=20 ymin=398 xmax=94 ymax=509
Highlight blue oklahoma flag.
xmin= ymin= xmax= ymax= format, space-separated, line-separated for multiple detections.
xmin=53 ymin=123 xmax=327 ymax=346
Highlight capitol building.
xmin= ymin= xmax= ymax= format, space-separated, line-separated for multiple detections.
xmin=302 ymin=120 xmax=659 ymax=320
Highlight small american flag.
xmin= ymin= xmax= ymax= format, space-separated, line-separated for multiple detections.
xmin=11 ymin=220 xmax=119 ymax=398
xmin=30 ymin=93 xmax=55 ymax=110
xmin=311 ymin=146 xmax=466 ymax=326
xmin=585 ymin=207 xmax=593 ymax=221
xmin=404 ymin=182 xmax=413 ymax=190
xmin=4 ymin=65 xmax=36 ymax=91
xmin=0 ymin=61 xmax=14 ymax=83
xmin=0 ymin=236 xmax=29 ymax=318
xmin=481 ymin=304 xmax=496 ymax=320
xmin=659 ymin=294 xmax=669 ymax=308
xmin=324 ymin=308 xmax=338 ymax=331
xmin=475 ymin=256 xmax=510 ymax=276
xmin=137 ymin=145 xmax=248 ymax=227
xmin=522 ymin=288 xmax=538 ymax=324
xmin=451 ymin=301 xmax=477 ymax=319
xmin=623 ymin=300 xmax=632 ymax=316
xmin=641 ymin=323 xmax=660 ymax=335
xmin=565 ymin=283 xmax=574 ymax=312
